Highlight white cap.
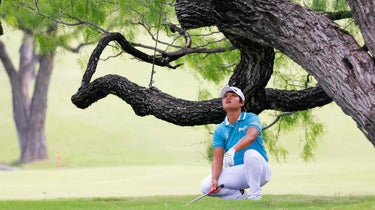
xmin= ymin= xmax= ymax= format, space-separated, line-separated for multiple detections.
xmin=221 ymin=86 xmax=245 ymax=101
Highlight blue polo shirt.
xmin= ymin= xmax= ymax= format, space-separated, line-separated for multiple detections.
xmin=212 ymin=112 xmax=268 ymax=165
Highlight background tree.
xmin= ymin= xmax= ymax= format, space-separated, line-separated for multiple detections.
xmin=0 ymin=22 xmax=56 ymax=162
xmin=0 ymin=0 xmax=106 ymax=163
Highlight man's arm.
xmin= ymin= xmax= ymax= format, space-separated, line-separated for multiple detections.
xmin=233 ymin=127 xmax=259 ymax=151
xmin=223 ymin=127 xmax=260 ymax=167
xmin=211 ymin=147 xmax=224 ymax=192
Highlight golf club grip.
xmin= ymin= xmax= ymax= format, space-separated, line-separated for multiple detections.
xmin=217 ymin=184 xmax=224 ymax=189
xmin=208 ymin=184 xmax=225 ymax=194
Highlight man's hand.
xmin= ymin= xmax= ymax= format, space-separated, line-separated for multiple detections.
xmin=223 ymin=148 xmax=236 ymax=168
xmin=210 ymin=179 xmax=221 ymax=194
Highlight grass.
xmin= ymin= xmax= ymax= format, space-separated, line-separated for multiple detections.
xmin=0 ymin=166 xmax=209 ymax=200
xmin=1 ymin=195 xmax=375 ymax=210
xmin=0 ymin=164 xmax=374 ymax=200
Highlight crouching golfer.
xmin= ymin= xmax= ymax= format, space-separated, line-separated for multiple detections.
xmin=200 ymin=86 xmax=271 ymax=200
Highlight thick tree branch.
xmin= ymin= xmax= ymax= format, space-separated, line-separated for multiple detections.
xmin=347 ymin=0 xmax=375 ymax=57
xmin=264 ymin=86 xmax=332 ymax=111
xmin=19 ymin=35 xmax=39 ymax=82
xmin=322 ymin=10 xmax=352 ymax=20
xmin=72 ymin=74 xmax=332 ymax=125
xmin=72 ymin=74 xmax=225 ymax=125
xmin=0 ymin=40 xmax=17 ymax=77
xmin=226 ymin=38 xmax=274 ymax=99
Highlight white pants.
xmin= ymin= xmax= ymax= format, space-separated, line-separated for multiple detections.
xmin=200 ymin=149 xmax=271 ymax=200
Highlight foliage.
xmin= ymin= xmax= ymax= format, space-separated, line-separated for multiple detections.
xmin=262 ymin=129 xmax=289 ymax=162
xmin=263 ymin=50 xmax=324 ymax=162
xmin=293 ymin=0 xmax=349 ymax=11
xmin=263 ymin=110 xmax=323 ymax=162
xmin=180 ymin=28 xmax=239 ymax=84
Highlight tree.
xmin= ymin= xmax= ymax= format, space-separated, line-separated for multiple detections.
xmin=1 ymin=0 xmax=374 ymax=164
xmin=0 ymin=29 xmax=55 ymax=163
xmin=0 ymin=0 xmax=104 ymax=163
xmin=70 ymin=0 xmax=375 ymax=147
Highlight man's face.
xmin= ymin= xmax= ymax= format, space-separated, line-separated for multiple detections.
xmin=222 ymin=91 xmax=244 ymax=111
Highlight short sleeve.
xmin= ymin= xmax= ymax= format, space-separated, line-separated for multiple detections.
xmin=212 ymin=126 xmax=225 ymax=149
xmin=248 ymin=113 xmax=262 ymax=133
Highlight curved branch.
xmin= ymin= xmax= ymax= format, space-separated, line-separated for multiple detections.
xmin=263 ymin=112 xmax=294 ymax=130
xmin=81 ymin=32 xmax=174 ymax=86
xmin=81 ymin=32 xmax=232 ymax=86
xmin=72 ymin=74 xmax=225 ymax=125
xmin=263 ymin=86 xmax=332 ymax=111
xmin=226 ymin=38 xmax=274 ymax=95
xmin=71 ymin=74 xmax=332 ymax=125
xmin=169 ymin=23 xmax=191 ymax=48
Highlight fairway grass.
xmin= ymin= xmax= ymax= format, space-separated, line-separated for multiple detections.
xmin=1 ymin=194 xmax=375 ymax=210
xmin=0 ymin=164 xmax=374 ymax=200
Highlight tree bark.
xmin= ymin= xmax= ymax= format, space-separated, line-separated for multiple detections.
xmin=72 ymin=74 xmax=225 ymax=125
xmin=347 ymin=0 xmax=375 ymax=56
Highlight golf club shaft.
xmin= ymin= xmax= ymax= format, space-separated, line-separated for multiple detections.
xmin=185 ymin=184 xmax=224 ymax=205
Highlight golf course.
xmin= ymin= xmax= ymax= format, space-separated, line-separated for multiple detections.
xmin=1 ymin=29 xmax=375 ymax=209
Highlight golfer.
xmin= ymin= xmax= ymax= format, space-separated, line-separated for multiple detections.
xmin=200 ymin=86 xmax=271 ymax=200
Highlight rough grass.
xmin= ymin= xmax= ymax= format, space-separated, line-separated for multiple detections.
xmin=1 ymin=195 xmax=375 ymax=210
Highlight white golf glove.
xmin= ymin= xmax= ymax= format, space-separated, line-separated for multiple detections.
xmin=223 ymin=148 xmax=236 ymax=168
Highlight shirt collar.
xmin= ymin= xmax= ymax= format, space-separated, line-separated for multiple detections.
xmin=225 ymin=112 xmax=245 ymax=126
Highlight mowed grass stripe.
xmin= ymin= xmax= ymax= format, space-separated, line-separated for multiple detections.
xmin=1 ymin=164 xmax=374 ymax=200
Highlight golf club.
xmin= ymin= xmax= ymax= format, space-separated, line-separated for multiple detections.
xmin=184 ymin=184 xmax=224 ymax=206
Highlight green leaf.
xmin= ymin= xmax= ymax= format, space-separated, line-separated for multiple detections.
xmin=35 ymin=34 xmax=57 ymax=54
xmin=82 ymin=27 xmax=101 ymax=43
xmin=4 ymin=15 xmax=18 ymax=28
